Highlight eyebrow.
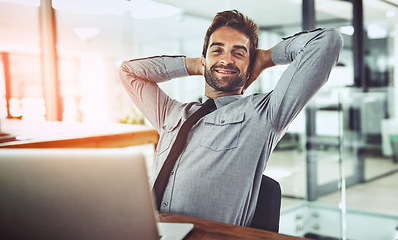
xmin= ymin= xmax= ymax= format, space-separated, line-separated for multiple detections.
xmin=209 ymin=42 xmax=248 ymax=52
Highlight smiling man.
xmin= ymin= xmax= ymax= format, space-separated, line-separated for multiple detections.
xmin=202 ymin=26 xmax=251 ymax=96
xmin=120 ymin=10 xmax=343 ymax=226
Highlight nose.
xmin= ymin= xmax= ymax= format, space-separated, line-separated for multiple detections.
xmin=220 ymin=53 xmax=234 ymax=65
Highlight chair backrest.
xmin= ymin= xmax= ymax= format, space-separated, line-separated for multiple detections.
xmin=250 ymin=174 xmax=281 ymax=232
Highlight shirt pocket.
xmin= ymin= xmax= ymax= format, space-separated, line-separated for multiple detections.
xmin=156 ymin=117 xmax=182 ymax=156
xmin=200 ymin=113 xmax=245 ymax=151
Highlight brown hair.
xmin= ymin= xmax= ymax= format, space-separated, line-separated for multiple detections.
xmin=202 ymin=10 xmax=259 ymax=68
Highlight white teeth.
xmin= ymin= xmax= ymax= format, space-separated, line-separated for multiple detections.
xmin=217 ymin=70 xmax=235 ymax=74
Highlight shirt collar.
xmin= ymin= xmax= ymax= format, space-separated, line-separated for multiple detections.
xmin=202 ymin=94 xmax=243 ymax=109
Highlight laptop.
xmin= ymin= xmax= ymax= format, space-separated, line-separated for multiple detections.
xmin=0 ymin=148 xmax=193 ymax=240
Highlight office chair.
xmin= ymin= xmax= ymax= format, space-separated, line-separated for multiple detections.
xmin=250 ymin=174 xmax=281 ymax=232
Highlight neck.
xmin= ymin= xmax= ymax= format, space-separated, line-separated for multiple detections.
xmin=204 ymin=86 xmax=243 ymax=99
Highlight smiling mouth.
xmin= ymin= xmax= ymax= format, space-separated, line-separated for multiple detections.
xmin=215 ymin=69 xmax=238 ymax=74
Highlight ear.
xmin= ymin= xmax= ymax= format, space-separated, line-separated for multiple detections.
xmin=201 ymin=55 xmax=205 ymax=67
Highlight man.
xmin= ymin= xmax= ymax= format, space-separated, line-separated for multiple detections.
xmin=120 ymin=10 xmax=343 ymax=226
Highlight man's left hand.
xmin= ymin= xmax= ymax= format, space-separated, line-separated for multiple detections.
xmin=242 ymin=48 xmax=275 ymax=94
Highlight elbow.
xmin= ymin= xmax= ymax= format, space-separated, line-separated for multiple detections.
xmin=314 ymin=28 xmax=344 ymax=66
xmin=323 ymin=27 xmax=344 ymax=57
xmin=119 ymin=62 xmax=127 ymax=80
xmin=119 ymin=61 xmax=134 ymax=83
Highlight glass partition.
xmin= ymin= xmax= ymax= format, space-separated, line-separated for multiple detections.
xmin=267 ymin=1 xmax=398 ymax=239
xmin=363 ymin=0 xmax=398 ymax=180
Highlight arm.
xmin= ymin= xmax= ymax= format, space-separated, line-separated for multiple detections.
xmin=255 ymin=28 xmax=343 ymax=131
xmin=119 ymin=56 xmax=189 ymax=131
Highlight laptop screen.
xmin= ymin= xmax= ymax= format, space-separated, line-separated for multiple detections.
xmin=0 ymin=148 xmax=160 ymax=240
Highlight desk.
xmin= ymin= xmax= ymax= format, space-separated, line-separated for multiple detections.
xmin=0 ymin=119 xmax=159 ymax=148
xmin=158 ymin=212 xmax=309 ymax=240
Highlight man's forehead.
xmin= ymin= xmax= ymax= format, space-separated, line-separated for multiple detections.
xmin=209 ymin=26 xmax=250 ymax=48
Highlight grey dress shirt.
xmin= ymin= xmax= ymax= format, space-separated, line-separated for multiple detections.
xmin=120 ymin=28 xmax=343 ymax=226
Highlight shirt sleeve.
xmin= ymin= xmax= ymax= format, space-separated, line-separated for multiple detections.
xmin=119 ymin=55 xmax=189 ymax=131
xmin=254 ymin=27 xmax=344 ymax=132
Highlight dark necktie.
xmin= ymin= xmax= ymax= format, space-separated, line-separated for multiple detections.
xmin=152 ymin=98 xmax=216 ymax=210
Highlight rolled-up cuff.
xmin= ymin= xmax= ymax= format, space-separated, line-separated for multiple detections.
xmin=163 ymin=55 xmax=190 ymax=79
xmin=271 ymin=40 xmax=290 ymax=65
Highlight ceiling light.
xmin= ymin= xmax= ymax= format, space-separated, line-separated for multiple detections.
xmin=130 ymin=0 xmax=183 ymax=20
xmin=51 ymin=0 xmax=182 ymax=19
xmin=73 ymin=27 xmax=100 ymax=42
xmin=52 ymin=0 xmax=129 ymax=15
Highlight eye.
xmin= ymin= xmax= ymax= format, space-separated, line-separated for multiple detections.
xmin=234 ymin=52 xmax=244 ymax=57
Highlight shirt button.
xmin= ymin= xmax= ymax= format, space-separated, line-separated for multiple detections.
xmin=162 ymin=202 xmax=168 ymax=207
xmin=220 ymin=120 xmax=225 ymax=124
xmin=170 ymin=171 xmax=174 ymax=176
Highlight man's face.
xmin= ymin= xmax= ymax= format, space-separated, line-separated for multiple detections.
xmin=201 ymin=26 xmax=251 ymax=94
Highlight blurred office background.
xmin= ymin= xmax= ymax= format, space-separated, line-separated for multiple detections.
xmin=1 ymin=0 xmax=398 ymax=239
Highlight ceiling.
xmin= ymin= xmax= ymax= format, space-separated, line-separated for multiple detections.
xmin=0 ymin=0 xmax=397 ymax=56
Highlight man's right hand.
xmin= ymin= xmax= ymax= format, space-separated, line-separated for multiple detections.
xmin=242 ymin=48 xmax=275 ymax=94
xmin=185 ymin=57 xmax=203 ymax=76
